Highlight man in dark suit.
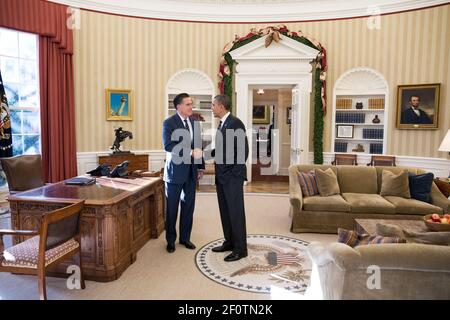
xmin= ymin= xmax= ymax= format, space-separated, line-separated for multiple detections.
xmin=207 ymin=94 xmax=249 ymax=262
xmin=400 ymin=95 xmax=432 ymax=124
xmin=162 ymin=93 xmax=204 ymax=253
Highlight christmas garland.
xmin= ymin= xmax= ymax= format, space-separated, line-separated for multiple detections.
xmin=218 ymin=25 xmax=327 ymax=164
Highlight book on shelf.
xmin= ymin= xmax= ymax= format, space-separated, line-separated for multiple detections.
xmin=362 ymin=128 xmax=384 ymax=139
xmin=336 ymin=98 xmax=352 ymax=109
xmin=368 ymin=98 xmax=385 ymax=109
xmin=334 ymin=141 xmax=348 ymax=152
xmin=369 ymin=143 xmax=383 ymax=154
xmin=336 ymin=112 xmax=365 ymax=123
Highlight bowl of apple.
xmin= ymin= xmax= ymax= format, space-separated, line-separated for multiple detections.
xmin=424 ymin=213 xmax=450 ymax=231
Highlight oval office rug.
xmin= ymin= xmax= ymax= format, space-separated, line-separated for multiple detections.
xmin=195 ymin=234 xmax=311 ymax=294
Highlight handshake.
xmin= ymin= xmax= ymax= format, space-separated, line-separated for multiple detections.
xmin=192 ymin=148 xmax=203 ymax=159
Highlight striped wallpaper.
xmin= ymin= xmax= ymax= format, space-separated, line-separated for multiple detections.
xmin=73 ymin=5 xmax=450 ymax=159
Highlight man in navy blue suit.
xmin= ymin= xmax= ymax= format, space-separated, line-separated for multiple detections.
xmin=206 ymin=94 xmax=249 ymax=262
xmin=400 ymin=95 xmax=432 ymax=124
xmin=162 ymin=93 xmax=204 ymax=253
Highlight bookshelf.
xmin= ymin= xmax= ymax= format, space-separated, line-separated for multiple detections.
xmin=332 ymin=68 xmax=389 ymax=155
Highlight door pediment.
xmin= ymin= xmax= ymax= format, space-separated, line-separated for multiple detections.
xmin=229 ymin=35 xmax=319 ymax=61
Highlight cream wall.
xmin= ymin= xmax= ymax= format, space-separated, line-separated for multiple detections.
xmin=74 ymin=5 xmax=450 ymax=159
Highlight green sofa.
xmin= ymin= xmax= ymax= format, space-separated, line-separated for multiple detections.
xmin=289 ymin=165 xmax=450 ymax=233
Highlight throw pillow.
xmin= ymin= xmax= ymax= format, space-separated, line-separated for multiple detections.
xmin=408 ymin=172 xmax=434 ymax=203
xmin=297 ymin=170 xmax=319 ymax=197
xmin=380 ymin=170 xmax=411 ymax=198
xmin=338 ymin=228 xmax=406 ymax=248
xmin=315 ymin=168 xmax=340 ymax=196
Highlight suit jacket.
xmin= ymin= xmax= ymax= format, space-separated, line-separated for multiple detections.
xmin=162 ymin=113 xmax=205 ymax=184
xmin=210 ymin=114 xmax=249 ymax=184
xmin=401 ymin=107 xmax=432 ymax=124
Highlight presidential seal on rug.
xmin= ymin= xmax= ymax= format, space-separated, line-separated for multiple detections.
xmin=195 ymin=234 xmax=311 ymax=294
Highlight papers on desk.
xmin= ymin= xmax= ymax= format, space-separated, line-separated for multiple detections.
xmin=95 ymin=177 xmax=155 ymax=191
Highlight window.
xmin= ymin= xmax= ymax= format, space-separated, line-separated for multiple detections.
xmin=0 ymin=27 xmax=41 ymax=157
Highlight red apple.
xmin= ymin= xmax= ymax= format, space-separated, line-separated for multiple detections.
xmin=444 ymin=214 xmax=450 ymax=220
xmin=431 ymin=213 xmax=441 ymax=222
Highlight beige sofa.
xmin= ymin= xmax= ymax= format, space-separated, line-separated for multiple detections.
xmin=289 ymin=165 xmax=450 ymax=233
xmin=308 ymin=241 xmax=450 ymax=299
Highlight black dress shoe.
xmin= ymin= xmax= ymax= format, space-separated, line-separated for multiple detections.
xmin=224 ymin=252 xmax=247 ymax=262
xmin=166 ymin=243 xmax=175 ymax=253
xmin=212 ymin=244 xmax=233 ymax=253
xmin=180 ymin=240 xmax=196 ymax=250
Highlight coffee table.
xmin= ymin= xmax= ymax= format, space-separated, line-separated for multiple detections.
xmin=355 ymin=218 xmax=428 ymax=235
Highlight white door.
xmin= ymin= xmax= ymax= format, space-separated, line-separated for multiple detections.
xmin=290 ymin=85 xmax=307 ymax=165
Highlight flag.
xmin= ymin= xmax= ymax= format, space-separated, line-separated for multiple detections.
xmin=0 ymin=69 xmax=13 ymax=157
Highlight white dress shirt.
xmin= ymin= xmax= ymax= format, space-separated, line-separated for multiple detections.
xmin=177 ymin=112 xmax=193 ymax=139
xmin=219 ymin=112 xmax=231 ymax=130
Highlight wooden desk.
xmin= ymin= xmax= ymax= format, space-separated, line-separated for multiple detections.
xmin=98 ymin=153 xmax=149 ymax=172
xmin=7 ymin=176 xmax=165 ymax=282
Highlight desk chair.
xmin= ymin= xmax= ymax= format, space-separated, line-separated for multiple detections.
xmin=331 ymin=153 xmax=358 ymax=165
xmin=367 ymin=155 xmax=396 ymax=166
xmin=0 ymin=200 xmax=86 ymax=300
xmin=0 ymin=155 xmax=45 ymax=194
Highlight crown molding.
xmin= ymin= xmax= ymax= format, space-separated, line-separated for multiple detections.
xmin=48 ymin=0 xmax=450 ymax=23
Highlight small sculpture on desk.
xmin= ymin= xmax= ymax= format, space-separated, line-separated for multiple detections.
xmin=352 ymin=144 xmax=365 ymax=152
xmin=111 ymin=127 xmax=133 ymax=154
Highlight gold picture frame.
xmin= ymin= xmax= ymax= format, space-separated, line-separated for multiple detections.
xmin=106 ymin=89 xmax=133 ymax=121
xmin=396 ymin=83 xmax=440 ymax=129
xmin=252 ymin=105 xmax=270 ymax=124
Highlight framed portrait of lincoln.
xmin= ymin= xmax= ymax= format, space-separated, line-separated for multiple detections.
xmin=396 ymin=83 xmax=440 ymax=129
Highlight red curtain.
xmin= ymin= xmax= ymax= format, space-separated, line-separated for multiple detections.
xmin=0 ymin=0 xmax=76 ymax=182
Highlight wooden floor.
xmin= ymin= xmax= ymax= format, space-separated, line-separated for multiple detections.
xmin=198 ymin=181 xmax=289 ymax=194
xmin=251 ymin=162 xmax=289 ymax=182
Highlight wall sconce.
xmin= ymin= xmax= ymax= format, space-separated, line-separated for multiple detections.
xmin=257 ymin=89 xmax=265 ymax=95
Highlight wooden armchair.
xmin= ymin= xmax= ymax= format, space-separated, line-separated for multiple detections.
xmin=0 ymin=200 xmax=85 ymax=300
xmin=331 ymin=153 xmax=358 ymax=165
xmin=367 ymin=155 xmax=396 ymax=166
xmin=0 ymin=155 xmax=45 ymax=194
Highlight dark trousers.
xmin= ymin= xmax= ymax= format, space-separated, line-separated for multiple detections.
xmin=165 ymin=176 xmax=196 ymax=244
xmin=216 ymin=178 xmax=247 ymax=255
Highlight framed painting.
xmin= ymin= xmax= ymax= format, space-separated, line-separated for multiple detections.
xmin=106 ymin=89 xmax=133 ymax=121
xmin=396 ymin=83 xmax=440 ymax=129
xmin=336 ymin=125 xmax=354 ymax=138
xmin=252 ymin=105 xmax=270 ymax=124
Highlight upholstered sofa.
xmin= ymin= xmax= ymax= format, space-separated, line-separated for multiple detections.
xmin=307 ymin=241 xmax=450 ymax=299
xmin=289 ymin=165 xmax=450 ymax=233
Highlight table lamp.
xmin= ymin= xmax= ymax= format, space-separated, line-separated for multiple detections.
xmin=438 ymin=129 xmax=450 ymax=177
xmin=439 ymin=129 xmax=450 ymax=155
